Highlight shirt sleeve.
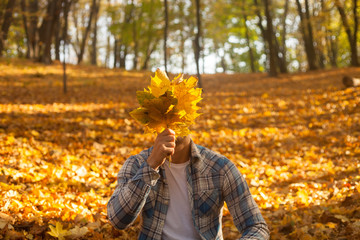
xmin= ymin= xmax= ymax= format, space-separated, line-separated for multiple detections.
xmin=107 ymin=156 xmax=160 ymax=230
xmin=223 ymin=161 xmax=270 ymax=240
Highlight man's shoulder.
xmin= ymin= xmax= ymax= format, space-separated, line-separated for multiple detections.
xmin=194 ymin=144 xmax=233 ymax=170
xmin=126 ymin=147 xmax=152 ymax=165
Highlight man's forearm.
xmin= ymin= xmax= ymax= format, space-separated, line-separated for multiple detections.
xmin=107 ymin=161 xmax=159 ymax=230
xmin=107 ymin=180 xmax=149 ymax=229
xmin=240 ymin=222 xmax=270 ymax=240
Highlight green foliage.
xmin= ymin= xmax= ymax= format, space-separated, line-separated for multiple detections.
xmin=0 ymin=0 xmax=358 ymax=72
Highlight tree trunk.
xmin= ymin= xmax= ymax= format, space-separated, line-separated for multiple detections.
xmin=321 ymin=0 xmax=338 ymax=67
xmin=55 ymin=16 xmax=61 ymax=61
xmin=132 ymin=1 xmax=139 ymax=70
xmin=39 ymin=0 xmax=61 ymax=64
xmin=258 ymin=0 xmax=286 ymax=73
xmin=104 ymin=0 xmax=111 ymax=68
xmin=295 ymin=0 xmax=318 ymax=70
xmin=243 ymin=11 xmax=256 ymax=73
xmin=202 ymin=31 xmax=205 ymax=74
xmin=274 ymin=36 xmax=287 ymax=73
xmin=0 ymin=2 xmax=3 ymax=22
xmin=263 ymin=0 xmax=277 ymax=76
xmin=278 ymin=0 xmax=289 ymax=73
xmin=20 ymin=0 xmax=31 ymax=58
xmin=0 ymin=0 xmax=17 ymax=56
xmin=304 ymin=0 xmax=318 ymax=68
xmin=29 ymin=0 xmax=39 ymax=59
xmin=180 ymin=28 xmax=185 ymax=73
xmin=220 ymin=54 xmax=226 ymax=73
xmin=164 ymin=0 xmax=168 ymax=73
xmin=335 ymin=0 xmax=359 ymax=66
xmin=77 ymin=0 xmax=96 ymax=64
xmin=353 ymin=0 xmax=359 ymax=65
xmin=240 ymin=0 xmax=256 ymax=72
xmin=91 ymin=0 xmax=100 ymax=65
xmin=328 ymin=33 xmax=338 ymax=67
xmin=253 ymin=0 xmax=268 ymax=72
xmin=316 ymin=0 xmax=326 ymax=68
xmin=116 ymin=0 xmax=134 ymax=70
xmin=141 ymin=0 xmax=155 ymax=70
xmin=175 ymin=0 xmax=186 ymax=73
xmin=194 ymin=0 xmax=202 ymax=87
xmin=113 ymin=38 xmax=119 ymax=68
xmin=119 ymin=44 xmax=127 ymax=69
xmin=63 ymin=0 xmax=72 ymax=94
xmin=105 ymin=34 xmax=110 ymax=68
xmin=142 ymin=42 xmax=157 ymax=70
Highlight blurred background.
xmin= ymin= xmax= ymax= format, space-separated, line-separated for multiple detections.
xmin=0 ymin=0 xmax=359 ymax=75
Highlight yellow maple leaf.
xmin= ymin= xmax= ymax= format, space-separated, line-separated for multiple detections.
xmin=148 ymin=69 xmax=171 ymax=98
xmin=47 ymin=222 xmax=68 ymax=240
xmin=129 ymin=68 xmax=202 ymax=136
xmin=129 ymin=108 xmax=150 ymax=125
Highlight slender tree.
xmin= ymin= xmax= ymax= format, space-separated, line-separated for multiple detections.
xmin=54 ymin=13 xmax=61 ymax=61
xmin=132 ymin=0 xmax=142 ymax=70
xmin=113 ymin=38 xmax=119 ymax=68
xmin=164 ymin=0 xmax=168 ymax=73
xmin=322 ymin=0 xmax=338 ymax=67
xmin=38 ymin=0 xmax=62 ymax=64
xmin=63 ymin=0 xmax=72 ymax=94
xmin=253 ymin=0 xmax=270 ymax=72
xmin=176 ymin=0 xmax=192 ymax=73
xmin=280 ymin=0 xmax=289 ymax=69
xmin=242 ymin=0 xmax=256 ymax=73
xmin=77 ymin=0 xmax=96 ymax=64
xmin=263 ymin=0 xmax=278 ymax=76
xmin=274 ymin=0 xmax=288 ymax=73
xmin=118 ymin=0 xmax=135 ymax=69
xmin=0 ymin=0 xmax=17 ymax=56
xmin=21 ymin=0 xmax=31 ymax=58
xmin=194 ymin=0 xmax=202 ymax=87
xmin=295 ymin=0 xmax=318 ymax=70
xmin=141 ymin=0 xmax=159 ymax=70
xmin=91 ymin=0 xmax=100 ymax=65
xmin=335 ymin=0 xmax=359 ymax=66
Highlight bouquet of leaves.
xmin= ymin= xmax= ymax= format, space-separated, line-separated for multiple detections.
xmin=130 ymin=69 xmax=202 ymax=137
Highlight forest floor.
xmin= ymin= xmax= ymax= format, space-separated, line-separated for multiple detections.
xmin=0 ymin=58 xmax=360 ymax=239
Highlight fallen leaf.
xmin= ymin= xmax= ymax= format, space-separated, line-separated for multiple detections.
xmin=47 ymin=222 xmax=68 ymax=240
xmin=67 ymin=226 xmax=88 ymax=239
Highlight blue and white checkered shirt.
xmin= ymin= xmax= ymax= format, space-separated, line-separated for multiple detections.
xmin=107 ymin=140 xmax=269 ymax=240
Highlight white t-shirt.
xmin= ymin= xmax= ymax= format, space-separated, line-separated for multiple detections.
xmin=162 ymin=160 xmax=202 ymax=240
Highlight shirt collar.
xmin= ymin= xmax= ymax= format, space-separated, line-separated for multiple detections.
xmin=156 ymin=138 xmax=205 ymax=172
xmin=189 ymin=139 xmax=206 ymax=173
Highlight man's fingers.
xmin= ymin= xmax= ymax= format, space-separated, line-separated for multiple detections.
xmin=156 ymin=132 xmax=175 ymax=143
xmin=167 ymin=128 xmax=175 ymax=135
xmin=163 ymin=135 xmax=175 ymax=142
xmin=164 ymin=141 xmax=175 ymax=148
xmin=164 ymin=147 xmax=175 ymax=156
xmin=161 ymin=145 xmax=174 ymax=155
xmin=160 ymin=128 xmax=175 ymax=136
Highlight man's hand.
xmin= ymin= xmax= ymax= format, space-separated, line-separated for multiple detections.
xmin=147 ymin=129 xmax=175 ymax=171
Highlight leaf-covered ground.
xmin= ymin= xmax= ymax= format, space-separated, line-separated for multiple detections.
xmin=0 ymin=59 xmax=360 ymax=239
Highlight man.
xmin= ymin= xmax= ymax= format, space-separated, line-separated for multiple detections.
xmin=107 ymin=128 xmax=270 ymax=239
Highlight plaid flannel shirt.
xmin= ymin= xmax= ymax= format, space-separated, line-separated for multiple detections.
xmin=107 ymin=140 xmax=269 ymax=240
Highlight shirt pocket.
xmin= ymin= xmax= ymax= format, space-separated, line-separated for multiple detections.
xmin=197 ymin=188 xmax=221 ymax=216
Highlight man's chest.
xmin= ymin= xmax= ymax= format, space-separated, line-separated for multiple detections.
xmin=144 ymin=170 xmax=224 ymax=219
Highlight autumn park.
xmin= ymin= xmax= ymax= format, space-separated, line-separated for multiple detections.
xmin=0 ymin=0 xmax=360 ymax=239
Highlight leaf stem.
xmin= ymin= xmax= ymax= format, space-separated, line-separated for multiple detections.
xmin=167 ymin=123 xmax=171 ymax=166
